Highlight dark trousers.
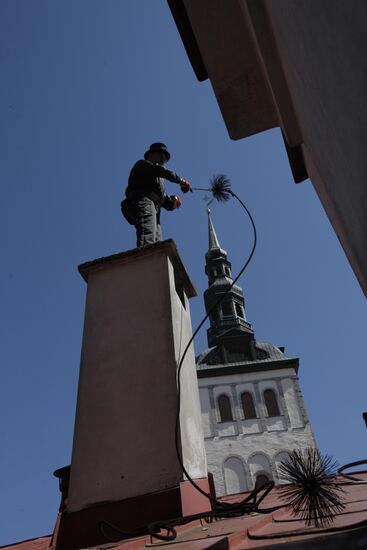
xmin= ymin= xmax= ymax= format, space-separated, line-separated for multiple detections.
xmin=133 ymin=197 xmax=162 ymax=247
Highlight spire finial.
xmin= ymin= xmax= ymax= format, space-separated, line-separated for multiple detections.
xmin=207 ymin=208 xmax=221 ymax=250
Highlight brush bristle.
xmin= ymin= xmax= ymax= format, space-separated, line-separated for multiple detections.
xmin=209 ymin=174 xmax=232 ymax=202
xmin=278 ymin=448 xmax=345 ymax=528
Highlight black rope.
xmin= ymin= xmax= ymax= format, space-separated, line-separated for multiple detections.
xmin=99 ymin=480 xmax=283 ymax=543
xmin=338 ymin=460 xmax=367 ymax=484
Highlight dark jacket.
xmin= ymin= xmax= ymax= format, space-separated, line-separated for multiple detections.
xmin=126 ymin=159 xmax=181 ymax=208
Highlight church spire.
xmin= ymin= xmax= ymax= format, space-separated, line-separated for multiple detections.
xmin=203 ymin=209 xmax=255 ymax=362
xmin=206 ymin=208 xmax=227 ymax=261
xmin=207 ymin=208 xmax=221 ymax=251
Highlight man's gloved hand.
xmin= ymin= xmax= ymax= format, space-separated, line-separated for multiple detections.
xmin=170 ymin=195 xmax=182 ymax=209
xmin=179 ymin=178 xmax=192 ymax=193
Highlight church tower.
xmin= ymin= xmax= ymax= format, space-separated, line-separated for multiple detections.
xmin=197 ymin=210 xmax=316 ymax=496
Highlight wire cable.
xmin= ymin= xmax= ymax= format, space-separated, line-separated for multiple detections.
xmin=338 ymin=460 xmax=367 ymax=484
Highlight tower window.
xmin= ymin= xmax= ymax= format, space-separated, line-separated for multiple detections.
xmin=235 ymin=303 xmax=244 ymax=318
xmin=211 ymin=308 xmax=218 ymax=322
xmin=264 ymin=389 xmax=280 ymax=417
xmin=241 ymin=392 xmax=257 ymax=419
xmin=218 ymin=394 xmax=233 ymax=422
xmin=221 ymin=302 xmax=232 ymax=317
xmin=215 ymin=267 xmax=222 ymax=275
xmin=225 ymin=267 xmax=230 ymax=276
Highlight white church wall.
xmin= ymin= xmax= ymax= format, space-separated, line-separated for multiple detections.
xmin=204 ymin=427 xmax=316 ymax=495
xmin=240 ymin=418 xmax=263 ymax=435
xmin=274 ymin=450 xmax=292 ymax=484
xmin=281 ymin=378 xmax=304 ymax=428
xmin=199 ymin=387 xmax=213 ymax=437
xmin=198 ymin=369 xmax=317 ymax=495
xmin=264 ymin=417 xmax=287 ymax=431
xmin=223 ymin=456 xmax=248 ymax=494
xmin=217 ymin=422 xmax=238 ymax=437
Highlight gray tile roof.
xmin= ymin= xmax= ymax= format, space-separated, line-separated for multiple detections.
xmin=196 ymin=341 xmax=295 ymax=371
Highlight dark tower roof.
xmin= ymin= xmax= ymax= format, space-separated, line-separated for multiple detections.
xmin=202 ymin=209 xmax=255 ymax=364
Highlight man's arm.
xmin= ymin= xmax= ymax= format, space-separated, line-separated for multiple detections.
xmin=133 ymin=159 xmax=181 ymax=183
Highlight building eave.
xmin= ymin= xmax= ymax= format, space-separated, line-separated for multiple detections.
xmin=167 ymin=0 xmax=208 ymax=81
xmin=197 ymin=357 xmax=299 ymax=378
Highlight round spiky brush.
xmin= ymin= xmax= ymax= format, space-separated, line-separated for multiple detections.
xmin=193 ymin=174 xmax=232 ymax=202
xmin=209 ymin=174 xmax=232 ymax=202
xmin=278 ymin=448 xmax=345 ymax=528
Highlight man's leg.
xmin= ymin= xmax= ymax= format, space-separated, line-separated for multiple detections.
xmin=155 ymin=207 xmax=162 ymax=242
xmin=134 ymin=198 xmax=157 ymax=247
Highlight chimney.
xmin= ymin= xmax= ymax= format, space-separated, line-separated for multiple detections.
xmin=53 ymin=240 xmax=209 ymax=549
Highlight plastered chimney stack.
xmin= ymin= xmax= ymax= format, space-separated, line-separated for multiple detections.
xmin=55 ymin=241 xmax=209 ymax=550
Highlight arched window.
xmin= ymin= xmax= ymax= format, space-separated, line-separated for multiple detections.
xmin=218 ymin=394 xmax=233 ymax=422
xmin=264 ymin=389 xmax=280 ymax=417
xmin=255 ymin=473 xmax=270 ymax=489
xmin=241 ymin=392 xmax=257 ymax=419
xmin=224 ymin=457 xmax=247 ymax=495
xmin=248 ymin=453 xmax=272 ymax=490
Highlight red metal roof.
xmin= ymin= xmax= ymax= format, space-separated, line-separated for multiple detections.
xmin=3 ymin=473 xmax=367 ymax=549
xmin=0 ymin=536 xmax=51 ymax=550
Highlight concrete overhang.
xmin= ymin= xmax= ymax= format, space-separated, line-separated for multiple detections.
xmin=168 ymin=0 xmax=367 ymax=297
xmin=168 ymin=0 xmax=301 ymax=147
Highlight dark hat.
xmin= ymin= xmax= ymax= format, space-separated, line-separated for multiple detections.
xmin=144 ymin=142 xmax=171 ymax=161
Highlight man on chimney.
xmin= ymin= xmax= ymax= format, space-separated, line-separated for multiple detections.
xmin=121 ymin=142 xmax=192 ymax=247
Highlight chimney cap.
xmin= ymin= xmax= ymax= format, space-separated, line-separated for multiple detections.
xmin=78 ymin=239 xmax=196 ymax=297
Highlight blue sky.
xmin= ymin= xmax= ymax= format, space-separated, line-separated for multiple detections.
xmin=0 ymin=1 xmax=366 ymax=545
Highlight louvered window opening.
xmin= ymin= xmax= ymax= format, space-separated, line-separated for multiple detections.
xmin=218 ymin=394 xmax=233 ymax=422
xmin=264 ymin=389 xmax=280 ymax=417
xmin=221 ymin=302 xmax=232 ymax=317
xmin=241 ymin=392 xmax=257 ymax=419
xmin=235 ymin=303 xmax=244 ymax=318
